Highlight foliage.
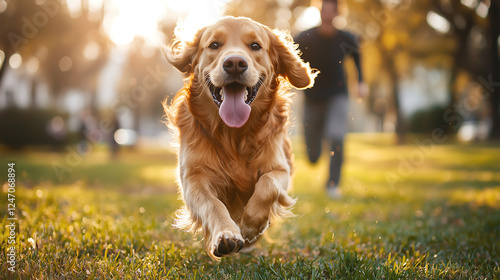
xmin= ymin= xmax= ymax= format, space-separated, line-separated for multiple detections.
xmin=0 ymin=134 xmax=499 ymax=279
xmin=0 ymin=107 xmax=68 ymax=149
xmin=0 ymin=0 xmax=110 ymax=94
xmin=408 ymin=106 xmax=450 ymax=134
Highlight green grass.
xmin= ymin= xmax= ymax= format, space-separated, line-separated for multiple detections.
xmin=1 ymin=133 xmax=499 ymax=279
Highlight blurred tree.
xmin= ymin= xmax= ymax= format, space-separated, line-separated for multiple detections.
xmin=347 ymin=0 xmax=426 ymax=143
xmin=116 ymin=38 xmax=173 ymax=138
xmin=347 ymin=0 xmax=499 ymax=141
xmin=431 ymin=0 xmax=500 ymax=140
xmin=41 ymin=1 xmax=109 ymax=115
xmin=226 ymin=0 xmax=312 ymax=30
xmin=487 ymin=0 xmax=500 ymax=140
xmin=0 ymin=0 xmax=41 ymax=81
xmin=0 ymin=0 xmax=110 ymax=113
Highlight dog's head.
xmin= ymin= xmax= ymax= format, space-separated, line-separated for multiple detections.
xmin=166 ymin=17 xmax=316 ymax=128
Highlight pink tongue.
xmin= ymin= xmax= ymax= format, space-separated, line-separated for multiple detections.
xmin=219 ymin=85 xmax=251 ymax=128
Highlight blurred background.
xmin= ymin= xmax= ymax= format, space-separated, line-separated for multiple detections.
xmin=0 ymin=0 xmax=499 ymax=151
xmin=1 ymin=2 xmax=499 ymax=276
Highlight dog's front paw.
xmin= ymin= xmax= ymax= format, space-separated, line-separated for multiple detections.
xmin=240 ymin=215 xmax=270 ymax=243
xmin=212 ymin=230 xmax=244 ymax=258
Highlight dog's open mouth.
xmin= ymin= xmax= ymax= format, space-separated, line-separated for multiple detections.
xmin=206 ymin=76 xmax=264 ymax=128
xmin=207 ymin=76 xmax=263 ymax=107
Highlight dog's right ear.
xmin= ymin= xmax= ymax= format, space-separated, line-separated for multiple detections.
xmin=164 ymin=27 xmax=206 ymax=74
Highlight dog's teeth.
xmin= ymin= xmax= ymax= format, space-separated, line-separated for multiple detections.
xmin=221 ymin=92 xmax=224 ymax=101
xmin=244 ymin=89 xmax=249 ymax=101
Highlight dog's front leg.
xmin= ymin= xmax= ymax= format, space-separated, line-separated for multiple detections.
xmin=240 ymin=169 xmax=295 ymax=243
xmin=181 ymin=176 xmax=244 ymax=260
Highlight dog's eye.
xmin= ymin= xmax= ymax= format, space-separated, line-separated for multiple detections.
xmin=209 ymin=42 xmax=220 ymax=50
xmin=250 ymin=43 xmax=261 ymax=51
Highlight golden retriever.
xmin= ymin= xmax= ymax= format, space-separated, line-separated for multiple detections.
xmin=164 ymin=16 xmax=316 ymax=260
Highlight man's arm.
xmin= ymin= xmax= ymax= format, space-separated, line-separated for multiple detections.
xmin=350 ymin=34 xmax=369 ymax=99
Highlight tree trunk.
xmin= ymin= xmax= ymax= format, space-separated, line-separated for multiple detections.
xmin=132 ymin=103 xmax=140 ymax=149
xmin=488 ymin=0 xmax=500 ymax=140
xmin=89 ymin=88 xmax=99 ymax=118
xmin=387 ymin=59 xmax=405 ymax=144
xmin=30 ymin=78 xmax=37 ymax=108
xmin=0 ymin=50 xmax=12 ymax=86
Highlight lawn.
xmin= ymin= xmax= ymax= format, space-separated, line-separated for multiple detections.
xmin=1 ymin=133 xmax=499 ymax=279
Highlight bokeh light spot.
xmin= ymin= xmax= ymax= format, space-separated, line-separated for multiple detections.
xmin=9 ymin=53 xmax=23 ymax=69
xmin=59 ymin=56 xmax=73 ymax=72
xmin=476 ymin=2 xmax=489 ymax=18
xmin=427 ymin=11 xmax=450 ymax=34
xmin=66 ymin=0 xmax=82 ymax=18
xmin=26 ymin=57 xmax=40 ymax=74
xmin=457 ymin=122 xmax=476 ymax=142
xmin=114 ymin=129 xmax=137 ymax=145
xmin=460 ymin=0 xmax=477 ymax=9
xmin=83 ymin=41 xmax=100 ymax=60
xmin=50 ymin=116 xmax=65 ymax=132
xmin=0 ymin=50 xmax=5 ymax=67
xmin=0 ymin=0 xmax=6 ymax=13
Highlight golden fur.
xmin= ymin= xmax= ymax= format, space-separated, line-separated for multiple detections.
xmin=163 ymin=16 xmax=316 ymax=260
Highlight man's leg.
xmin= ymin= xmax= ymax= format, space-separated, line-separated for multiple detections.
xmin=303 ymin=99 xmax=327 ymax=164
xmin=328 ymin=138 xmax=344 ymax=186
xmin=324 ymin=94 xmax=348 ymax=197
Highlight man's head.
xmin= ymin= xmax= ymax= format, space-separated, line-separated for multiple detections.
xmin=321 ymin=0 xmax=338 ymax=25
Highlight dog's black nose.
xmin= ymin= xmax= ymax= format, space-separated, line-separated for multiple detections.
xmin=223 ymin=55 xmax=248 ymax=75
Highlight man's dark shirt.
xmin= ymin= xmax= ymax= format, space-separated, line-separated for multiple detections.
xmin=295 ymin=27 xmax=363 ymax=101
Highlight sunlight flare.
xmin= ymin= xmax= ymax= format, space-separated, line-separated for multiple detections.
xmin=103 ymin=0 xmax=232 ymax=46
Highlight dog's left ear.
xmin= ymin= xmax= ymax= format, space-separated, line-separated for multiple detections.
xmin=268 ymin=29 xmax=317 ymax=89
xmin=164 ymin=27 xmax=206 ymax=74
